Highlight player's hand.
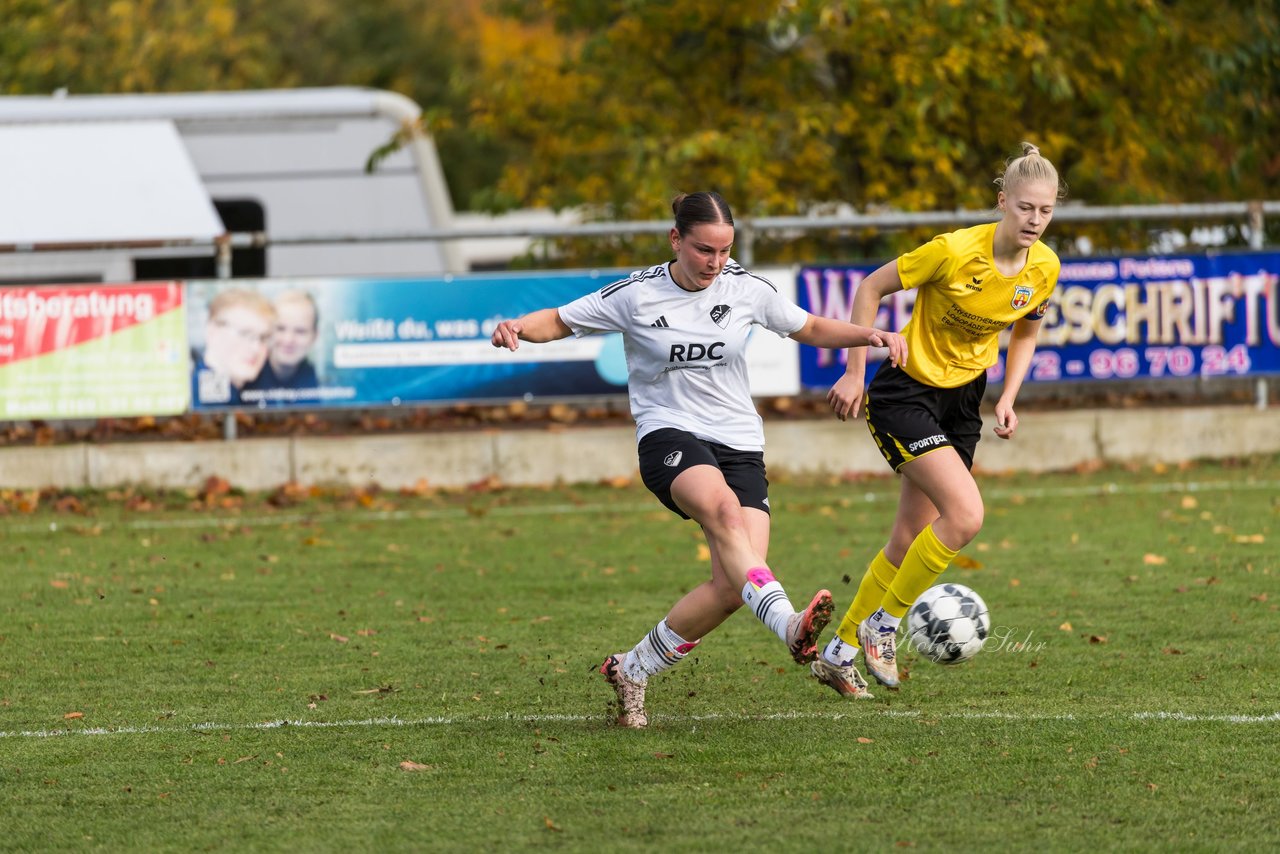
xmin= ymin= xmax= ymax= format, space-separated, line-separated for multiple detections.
xmin=993 ymin=401 xmax=1018 ymax=439
xmin=866 ymin=329 xmax=906 ymax=368
xmin=827 ymin=372 xmax=866 ymax=422
xmin=491 ymin=319 xmax=523 ymax=350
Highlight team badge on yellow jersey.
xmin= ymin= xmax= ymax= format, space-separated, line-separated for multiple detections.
xmin=1011 ymin=285 xmax=1033 ymax=310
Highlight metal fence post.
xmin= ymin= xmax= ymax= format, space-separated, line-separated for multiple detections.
xmin=739 ymin=220 xmax=755 ymax=267
xmin=216 ymin=233 xmax=237 ymax=441
xmin=1248 ymin=201 xmax=1265 ymax=250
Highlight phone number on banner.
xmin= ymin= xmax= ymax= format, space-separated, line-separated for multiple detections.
xmin=988 ymin=344 xmax=1254 ymax=382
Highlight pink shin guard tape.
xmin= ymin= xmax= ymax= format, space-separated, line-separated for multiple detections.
xmin=746 ymin=567 xmax=777 ymax=589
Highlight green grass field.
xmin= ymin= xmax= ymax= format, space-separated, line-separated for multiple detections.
xmin=1 ymin=455 xmax=1277 ymax=852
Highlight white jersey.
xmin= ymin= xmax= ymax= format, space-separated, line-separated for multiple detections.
xmin=558 ymin=260 xmax=808 ymax=451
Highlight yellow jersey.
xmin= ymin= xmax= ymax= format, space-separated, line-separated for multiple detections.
xmin=895 ymin=222 xmax=1059 ymax=388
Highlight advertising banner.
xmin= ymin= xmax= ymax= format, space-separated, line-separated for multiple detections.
xmin=187 ymin=272 xmax=626 ymax=411
xmin=797 ymin=251 xmax=1280 ymax=388
xmin=0 ymin=283 xmax=188 ymax=419
xmin=188 ymin=267 xmax=805 ymax=411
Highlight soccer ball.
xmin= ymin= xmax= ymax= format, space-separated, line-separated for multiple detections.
xmin=906 ymin=582 xmax=991 ymax=665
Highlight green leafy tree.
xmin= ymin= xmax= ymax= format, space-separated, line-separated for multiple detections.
xmin=0 ymin=0 xmax=267 ymax=93
xmin=468 ymin=0 xmax=1279 ymax=263
xmin=0 ymin=0 xmax=502 ymax=210
xmin=3 ymin=0 xmax=1275 ymax=256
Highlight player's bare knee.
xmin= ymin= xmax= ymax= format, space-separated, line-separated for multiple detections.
xmin=700 ymin=496 xmax=747 ymax=539
xmin=949 ymin=502 xmax=985 ymax=544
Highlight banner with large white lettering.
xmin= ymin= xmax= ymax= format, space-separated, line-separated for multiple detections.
xmin=797 ymin=251 xmax=1280 ymax=387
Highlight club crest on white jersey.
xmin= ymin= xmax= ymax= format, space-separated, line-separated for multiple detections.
xmin=710 ymin=304 xmax=731 ymax=328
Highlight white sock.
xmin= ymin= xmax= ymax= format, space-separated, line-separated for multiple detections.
xmin=822 ymin=634 xmax=859 ymax=667
xmin=867 ymin=607 xmax=901 ymax=633
xmin=741 ymin=567 xmax=794 ymax=642
xmin=622 ymin=618 xmax=699 ymax=683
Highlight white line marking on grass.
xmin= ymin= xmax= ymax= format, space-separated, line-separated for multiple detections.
xmin=4 ymin=477 xmax=1279 ymax=536
xmin=4 ymin=709 xmax=1277 ymax=740
xmin=1132 ymin=711 xmax=1280 ymax=723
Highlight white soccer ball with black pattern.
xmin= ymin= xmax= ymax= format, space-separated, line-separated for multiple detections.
xmin=906 ymin=582 xmax=991 ymax=665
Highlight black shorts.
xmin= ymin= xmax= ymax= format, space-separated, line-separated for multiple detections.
xmin=637 ymin=428 xmax=770 ymax=519
xmin=864 ymin=363 xmax=985 ymax=472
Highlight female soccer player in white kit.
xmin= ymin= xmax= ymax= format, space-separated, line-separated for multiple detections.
xmin=491 ymin=191 xmax=906 ymax=727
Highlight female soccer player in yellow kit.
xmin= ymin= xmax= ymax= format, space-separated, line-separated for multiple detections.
xmin=812 ymin=143 xmax=1065 ymax=697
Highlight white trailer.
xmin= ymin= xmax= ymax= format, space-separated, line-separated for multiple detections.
xmin=0 ymin=86 xmax=463 ymax=283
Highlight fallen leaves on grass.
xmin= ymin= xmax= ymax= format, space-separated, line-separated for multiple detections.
xmin=200 ymin=476 xmax=232 ymax=501
xmin=267 ymin=482 xmax=311 ymax=507
xmin=398 ymin=478 xmax=435 ymax=497
xmin=63 ymin=711 xmax=84 ymax=720
xmin=1143 ymin=554 xmax=1167 ymax=566
xmin=399 ymin=761 xmax=431 ymax=772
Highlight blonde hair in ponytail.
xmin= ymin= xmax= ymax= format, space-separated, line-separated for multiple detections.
xmin=995 ymin=141 xmax=1067 ymax=200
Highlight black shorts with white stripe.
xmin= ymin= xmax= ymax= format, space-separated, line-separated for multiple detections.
xmin=637 ymin=428 xmax=770 ymax=519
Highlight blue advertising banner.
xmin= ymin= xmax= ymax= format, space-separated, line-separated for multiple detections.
xmin=797 ymin=251 xmax=1280 ymax=388
xmin=187 ymin=271 xmax=629 ymax=410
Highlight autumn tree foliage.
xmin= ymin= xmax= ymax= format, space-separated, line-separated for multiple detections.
xmin=470 ymin=0 xmax=1277 ymax=217
xmin=1 ymin=0 xmax=1275 ymax=258
xmin=0 ymin=0 xmax=503 ymax=209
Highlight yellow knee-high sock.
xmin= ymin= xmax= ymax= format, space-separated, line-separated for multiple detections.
xmin=883 ymin=524 xmax=958 ymax=618
xmin=833 ymin=550 xmax=899 ymax=646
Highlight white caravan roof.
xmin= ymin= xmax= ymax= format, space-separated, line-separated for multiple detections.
xmin=0 ymin=87 xmax=461 ymax=275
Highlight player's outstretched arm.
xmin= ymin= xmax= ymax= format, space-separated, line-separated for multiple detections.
xmin=793 ymin=316 xmax=906 ymax=369
xmin=491 ymin=308 xmax=573 ymax=350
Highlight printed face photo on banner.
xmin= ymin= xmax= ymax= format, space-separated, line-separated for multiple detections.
xmin=189 ymin=281 xmax=331 ymax=408
xmin=201 ymin=290 xmax=273 ymax=387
